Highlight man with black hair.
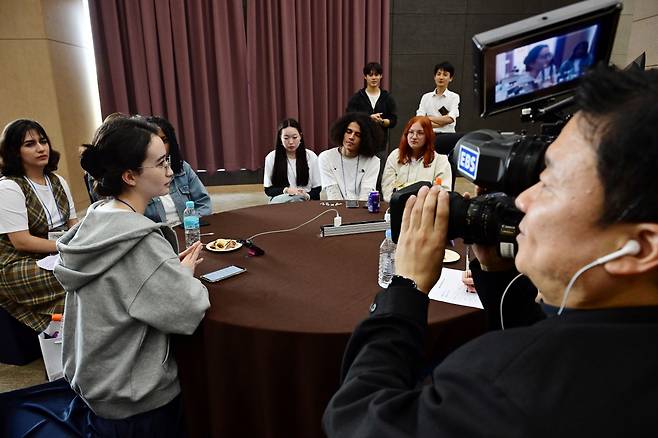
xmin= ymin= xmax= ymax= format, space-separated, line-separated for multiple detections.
xmin=318 ymin=113 xmax=382 ymax=201
xmin=416 ymin=61 xmax=460 ymax=133
xmin=324 ymin=65 xmax=658 ymax=437
xmin=346 ymin=62 xmax=398 ymax=151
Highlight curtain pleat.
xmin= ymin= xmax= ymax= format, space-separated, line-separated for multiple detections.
xmin=88 ymin=0 xmax=389 ymax=173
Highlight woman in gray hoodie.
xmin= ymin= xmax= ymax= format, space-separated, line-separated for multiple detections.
xmin=54 ymin=117 xmax=209 ymax=437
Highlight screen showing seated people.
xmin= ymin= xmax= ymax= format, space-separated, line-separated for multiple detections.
xmin=494 ymin=24 xmax=599 ymax=104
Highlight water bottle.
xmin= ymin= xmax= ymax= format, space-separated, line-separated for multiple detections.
xmin=183 ymin=200 xmax=200 ymax=248
xmin=378 ymin=229 xmax=396 ymax=288
xmin=43 ymin=313 xmax=62 ymax=339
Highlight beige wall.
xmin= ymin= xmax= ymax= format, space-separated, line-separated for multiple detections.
xmin=625 ymin=0 xmax=658 ymax=68
xmin=0 ymin=0 xmax=99 ymax=211
xmin=610 ymin=0 xmax=635 ymax=66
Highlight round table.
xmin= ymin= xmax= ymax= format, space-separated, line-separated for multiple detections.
xmin=174 ymin=201 xmax=485 ymax=438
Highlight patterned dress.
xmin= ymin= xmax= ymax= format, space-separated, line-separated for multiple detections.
xmin=0 ymin=174 xmax=70 ymax=331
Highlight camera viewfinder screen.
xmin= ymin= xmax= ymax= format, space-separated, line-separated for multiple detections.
xmin=494 ymin=24 xmax=599 ymax=104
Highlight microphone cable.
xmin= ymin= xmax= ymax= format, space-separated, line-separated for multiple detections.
xmin=247 ymin=209 xmax=341 ymax=241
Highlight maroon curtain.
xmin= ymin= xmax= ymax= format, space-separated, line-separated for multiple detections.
xmin=88 ymin=0 xmax=389 ymax=172
xmin=246 ymin=0 xmax=390 ymax=159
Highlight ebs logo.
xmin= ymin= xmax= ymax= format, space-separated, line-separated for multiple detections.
xmin=457 ymin=145 xmax=479 ymax=180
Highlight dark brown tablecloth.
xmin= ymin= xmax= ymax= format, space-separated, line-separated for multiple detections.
xmin=174 ymin=201 xmax=485 ymax=438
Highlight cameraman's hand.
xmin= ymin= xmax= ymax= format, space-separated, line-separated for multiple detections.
xmin=395 ymin=185 xmax=449 ymax=293
xmin=472 ymin=244 xmax=515 ymax=272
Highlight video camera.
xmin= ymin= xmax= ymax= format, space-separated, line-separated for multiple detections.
xmin=390 ymin=0 xmax=622 ymax=257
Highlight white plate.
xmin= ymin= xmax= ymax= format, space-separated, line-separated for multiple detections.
xmin=205 ymin=239 xmax=243 ymax=253
xmin=443 ymin=249 xmax=460 ymax=263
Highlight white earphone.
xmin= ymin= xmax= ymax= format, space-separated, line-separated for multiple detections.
xmin=591 ymin=240 xmax=641 ymax=265
xmin=557 ymin=240 xmax=641 ymax=314
xmin=500 ymin=240 xmax=642 ymax=328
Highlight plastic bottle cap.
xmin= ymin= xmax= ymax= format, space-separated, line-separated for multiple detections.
xmin=185 ymin=201 xmax=195 ymax=208
xmin=51 ymin=313 xmax=63 ymax=321
xmin=434 ymin=176 xmax=442 ymax=186
xmin=385 ymin=229 xmax=392 ymax=239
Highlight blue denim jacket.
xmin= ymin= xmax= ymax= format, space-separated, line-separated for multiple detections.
xmin=144 ymin=160 xmax=212 ymax=223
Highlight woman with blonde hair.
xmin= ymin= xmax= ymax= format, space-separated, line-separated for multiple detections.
xmin=381 ymin=116 xmax=452 ymax=202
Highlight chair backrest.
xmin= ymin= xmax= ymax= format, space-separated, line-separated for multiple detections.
xmin=434 ymin=132 xmax=465 ymax=191
xmin=83 ymin=172 xmax=100 ymax=203
xmin=434 ymin=132 xmax=464 ymax=156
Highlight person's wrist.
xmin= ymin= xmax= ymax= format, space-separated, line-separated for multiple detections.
xmin=390 ymin=275 xmax=417 ymax=290
xmin=478 ymin=258 xmax=516 ymax=272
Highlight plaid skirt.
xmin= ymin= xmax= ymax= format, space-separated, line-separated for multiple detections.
xmin=0 ymin=256 xmax=65 ymax=332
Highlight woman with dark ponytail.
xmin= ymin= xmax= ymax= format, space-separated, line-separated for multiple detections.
xmin=54 ymin=116 xmax=209 ymax=436
xmin=263 ymin=118 xmax=321 ymax=203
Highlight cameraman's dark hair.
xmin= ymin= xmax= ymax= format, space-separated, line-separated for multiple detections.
xmin=80 ymin=117 xmax=158 ymax=197
xmin=433 ymin=61 xmax=455 ymax=78
xmin=145 ymin=116 xmax=184 ymax=174
xmin=576 ymin=64 xmax=658 ymax=224
xmin=363 ymin=62 xmax=383 ymax=76
xmin=329 ymin=113 xmax=381 ymax=158
xmin=272 ymin=118 xmax=310 ymax=187
xmin=0 ymin=119 xmax=60 ymax=177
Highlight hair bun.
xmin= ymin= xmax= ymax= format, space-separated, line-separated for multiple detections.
xmin=80 ymin=143 xmax=104 ymax=180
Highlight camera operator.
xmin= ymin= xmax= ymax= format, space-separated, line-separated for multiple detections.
xmin=323 ymin=65 xmax=658 ymax=437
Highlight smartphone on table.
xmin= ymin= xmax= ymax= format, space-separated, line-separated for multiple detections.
xmin=200 ymin=265 xmax=246 ymax=283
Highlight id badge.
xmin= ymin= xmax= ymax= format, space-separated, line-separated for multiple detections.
xmin=48 ymin=231 xmax=66 ymax=241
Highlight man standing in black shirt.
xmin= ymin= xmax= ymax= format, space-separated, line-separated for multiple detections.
xmin=346 ymin=62 xmax=397 ymax=152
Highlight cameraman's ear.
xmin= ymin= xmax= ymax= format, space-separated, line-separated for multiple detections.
xmin=604 ymin=225 xmax=658 ymax=275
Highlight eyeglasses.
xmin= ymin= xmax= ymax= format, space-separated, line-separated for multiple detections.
xmin=140 ymin=155 xmax=171 ymax=170
xmin=407 ymin=130 xmax=425 ymax=137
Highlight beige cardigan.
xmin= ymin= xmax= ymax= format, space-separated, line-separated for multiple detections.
xmin=381 ymin=149 xmax=452 ymax=202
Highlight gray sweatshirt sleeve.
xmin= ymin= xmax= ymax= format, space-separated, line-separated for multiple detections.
xmin=128 ymin=257 xmax=210 ymax=335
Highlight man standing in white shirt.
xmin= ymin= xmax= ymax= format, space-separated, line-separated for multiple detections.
xmin=416 ymin=61 xmax=460 ymax=133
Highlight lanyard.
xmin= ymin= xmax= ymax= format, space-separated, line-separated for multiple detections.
xmin=339 ymin=148 xmax=360 ymax=200
xmin=24 ymin=175 xmax=63 ymax=229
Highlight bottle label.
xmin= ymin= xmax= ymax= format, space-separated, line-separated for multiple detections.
xmin=183 ymin=216 xmax=199 ymax=229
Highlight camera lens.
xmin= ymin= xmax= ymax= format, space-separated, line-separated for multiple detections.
xmin=503 ymin=136 xmax=550 ymax=196
xmin=447 ymin=192 xmax=524 ymax=257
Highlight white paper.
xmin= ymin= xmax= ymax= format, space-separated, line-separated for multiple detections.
xmin=428 ymin=267 xmax=483 ymax=309
xmin=37 ymin=254 xmax=60 ymax=271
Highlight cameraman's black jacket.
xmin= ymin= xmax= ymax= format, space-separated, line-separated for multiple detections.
xmin=323 ymin=262 xmax=658 ymax=437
